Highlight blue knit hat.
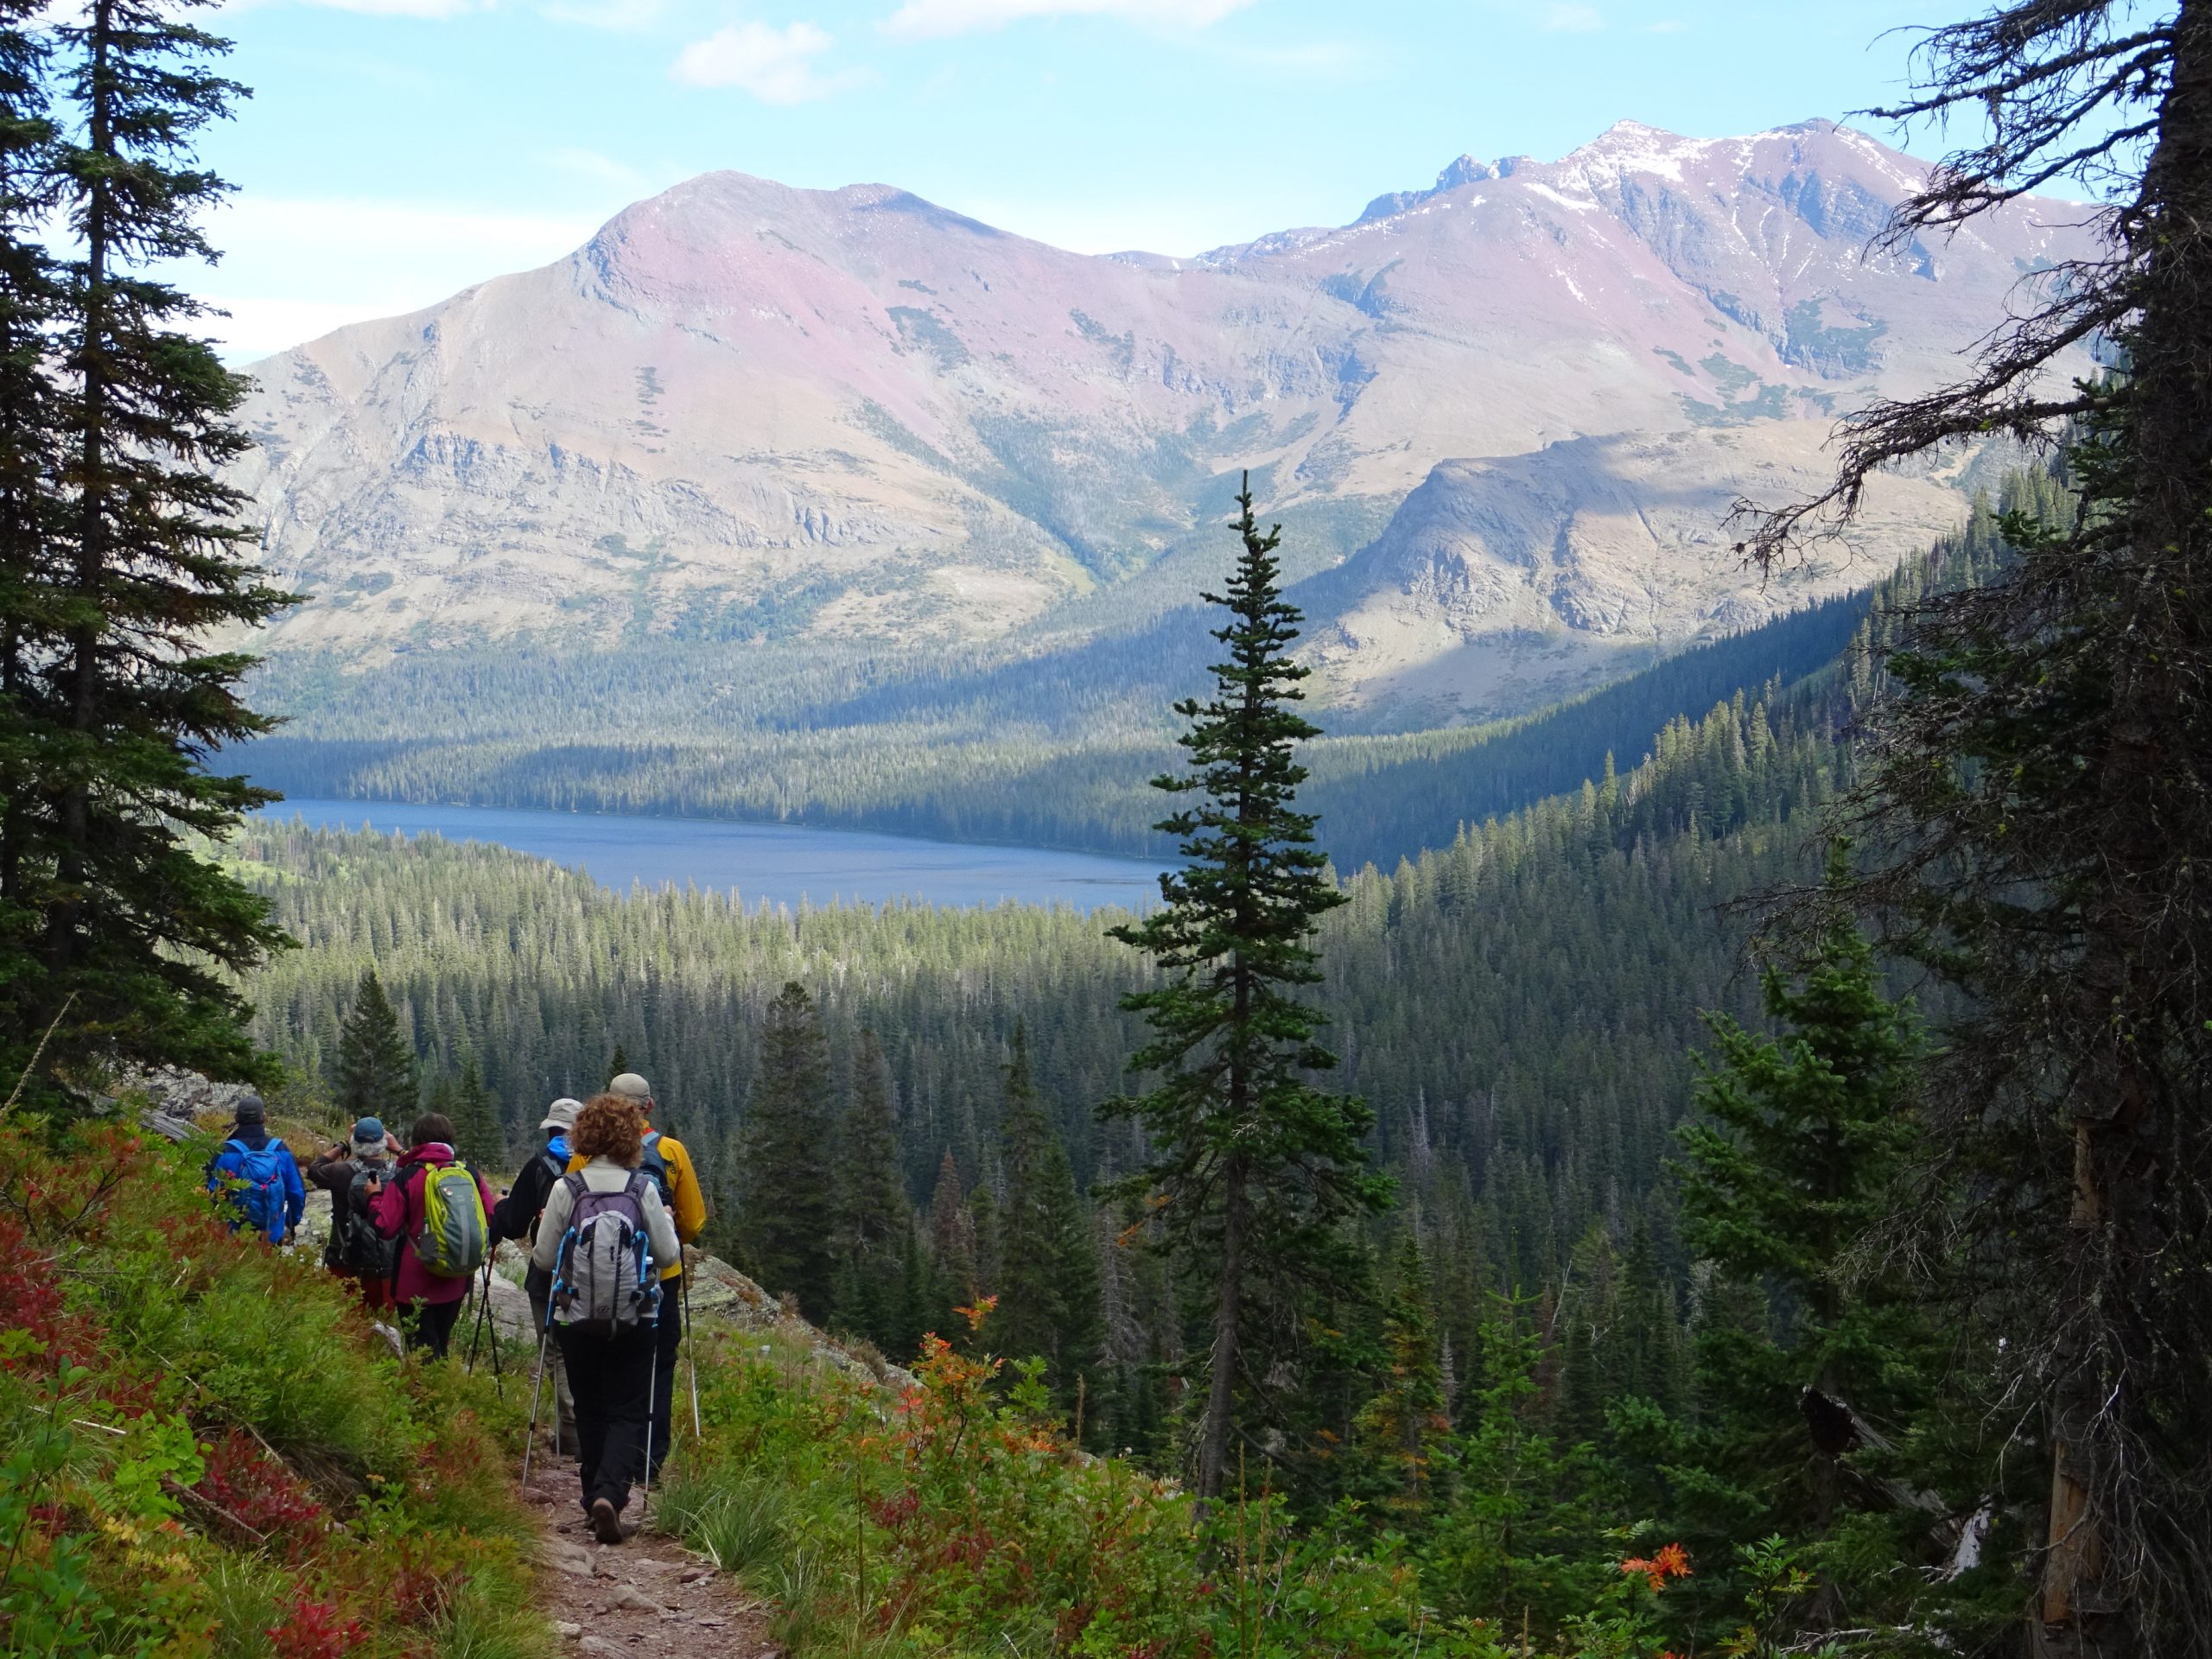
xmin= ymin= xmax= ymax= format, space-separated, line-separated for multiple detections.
xmin=352 ymin=1116 xmax=387 ymax=1151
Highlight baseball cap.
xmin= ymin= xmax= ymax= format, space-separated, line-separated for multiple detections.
xmin=608 ymin=1072 xmax=652 ymax=1103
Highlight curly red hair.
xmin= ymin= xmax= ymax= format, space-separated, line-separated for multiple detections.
xmin=571 ymin=1095 xmax=646 ymax=1166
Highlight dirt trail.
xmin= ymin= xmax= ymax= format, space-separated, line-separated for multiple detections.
xmin=523 ymin=1456 xmax=774 ymax=1657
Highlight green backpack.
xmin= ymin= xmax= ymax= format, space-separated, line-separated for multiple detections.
xmin=413 ymin=1161 xmax=489 ymax=1278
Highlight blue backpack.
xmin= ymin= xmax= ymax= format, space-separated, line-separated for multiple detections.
xmin=210 ymin=1139 xmax=290 ymax=1242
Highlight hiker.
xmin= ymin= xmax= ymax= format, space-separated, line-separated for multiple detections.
xmin=308 ymin=1117 xmax=401 ymax=1310
xmin=203 ymin=1093 xmax=306 ymax=1245
xmin=586 ymin=1071 xmax=708 ymax=1474
xmin=365 ymin=1111 xmax=496 ymax=1359
xmin=492 ymin=1096 xmax=583 ymax=1450
xmin=534 ymin=1092 xmax=680 ymax=1544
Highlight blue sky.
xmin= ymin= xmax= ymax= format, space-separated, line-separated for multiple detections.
xmin=193 ymin=0 xmax=1973 ymax=358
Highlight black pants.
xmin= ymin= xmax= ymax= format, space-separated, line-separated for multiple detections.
xmin=558 ymin=1323 xmax=656 ymax=1516
xmin=651 ymin=1280 xmax=683 ymax=1473
xmin=404 ymin=1297 xmax=464 ymax=1360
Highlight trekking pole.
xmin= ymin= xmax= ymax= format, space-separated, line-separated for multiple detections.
xmin=465 ymin=1257 xmax=491 ymax=1374
xmin=681 ymin=1267 xmax=700 ymax=1437
xmin=484 ymin=1256 xmax=505 ymax=1395
xmin=522 ymin=1325 xmax=550 ymax=1487
xmin=642 ymin=1332 xmax=661 ymax=1515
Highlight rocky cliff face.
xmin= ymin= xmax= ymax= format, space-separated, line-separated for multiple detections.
xmin=237 ymin=118 xmax=2087 ymax=715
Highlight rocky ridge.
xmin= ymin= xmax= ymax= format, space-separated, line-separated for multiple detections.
xmin=238 ymin=118 xmax=2091 ymax=722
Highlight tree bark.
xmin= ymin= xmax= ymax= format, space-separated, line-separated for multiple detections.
xmin=47 ymin=0 xmax=110 ymax=982
xmin=2039 ymin=5 xmax=2212 ymax=1650
xmin=1195 ymin=1158 xmax=1245 ymax=1504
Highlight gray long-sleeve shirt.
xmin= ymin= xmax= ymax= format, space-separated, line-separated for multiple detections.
xmin=531 ymin=1155 xmax=681 ymax=1281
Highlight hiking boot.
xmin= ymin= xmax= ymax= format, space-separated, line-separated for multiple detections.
xmin=588 ymin=1497 xmax=623 ymax=1546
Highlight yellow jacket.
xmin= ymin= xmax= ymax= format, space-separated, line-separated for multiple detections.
xmin=570 ymin=1128 xmax=707 ymax=1281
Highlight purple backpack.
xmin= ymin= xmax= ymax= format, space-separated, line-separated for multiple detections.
xmin=550 ymin=1172 xmax=659 ymax=1336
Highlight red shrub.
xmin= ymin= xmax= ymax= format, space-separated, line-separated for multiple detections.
xmin=267 ymin=1594 xmax=365 ymax=1659
xmin=194 ymin=1430 xmax=326 ymax=1559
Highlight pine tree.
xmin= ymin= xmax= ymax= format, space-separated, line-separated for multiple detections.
xmin=0 ymin=0 xmax=59 ymax=1003
xmin=736 ymin=981 xmax=837 ymax=1320
xmin=1422 ymin=1293 xmax=1604 ymax=1638
xmin=1554 ymin=1226 xmax=1620 ymax=1448
xmin=607 ymin=1043 xmax=629 ymax=1086
xmin=1 ymin=0 xmax=291 ymax=1105
xmin=833 ymin=1028 xmax=910 ymax=1350
xmin=1736 ymin=11 xmax=2212 ymax=1643
xmin=448 ymin=1055 xmax=501 ymax=1167
xmin=994 ymin=1024 xmax=1056 ymax=1357
xmin=997 ymin=1025 xmax=1105 ymax=1417
xmin=1613 ymin=1220 xmax=1685 ymax=1415
xmin=1352 ymin=1232 xmax=1452 ymax=1522
xmin=334 ymin=969 xmax=414 ymax=1124
xmin=1675 ymin=860 xmax=1930 ymax=1630
xmin=1103 ymin=475 xmax=1389 ymax=1502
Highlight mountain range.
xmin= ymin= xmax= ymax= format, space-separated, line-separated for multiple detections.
xmin=239 ymin=118 xmax=2088 ymax=734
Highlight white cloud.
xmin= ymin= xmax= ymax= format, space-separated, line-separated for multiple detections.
xmin=883 ymin=0 xmax=1251 ymax=40
xmin=671 ymin=21 xmax=868 ymax=102
xmin=1541 ymin=3 xmax=1604 ymax=31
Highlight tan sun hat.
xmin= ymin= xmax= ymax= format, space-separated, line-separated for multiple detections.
xmin=608 ymin=1072 xmax=652 ymax=1103
xmin=539 ymin=1096 xmax=582 ymax=1133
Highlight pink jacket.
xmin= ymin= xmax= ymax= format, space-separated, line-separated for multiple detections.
xmin=367 ymin=1142 xmax=497 ymax=1306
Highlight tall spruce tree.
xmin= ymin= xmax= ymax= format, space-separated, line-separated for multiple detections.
xmin=448 ymin=1054 xmax=501 ymax=1166
xmin=736 ymin=981 xmax=837 ymax=1320
xmin=832 ymin=1028 xmax=910 ymax=1351
xmin=1352 ymin=1232 xmax=1452 ymax=1522
xmin=0 ymin=0 xmax=289 ymax=1106
xmin=996 ymin=1024 xmax=1103 ymax=1417
xmin=1103 ymin=476 xmax=1389 ymax=1502
xmin=1675 ymin=867 xmax=1931 ymax=1634
xmin=1 ymin=0 xmax=291 ymax=1105
xmin=0 ymin=0 xmax=57 ymax=1019
xmin=920 ymin=1150 xmax=977 ymax=1348
xmin=334 ymin=969 xmax=413 ymax=1125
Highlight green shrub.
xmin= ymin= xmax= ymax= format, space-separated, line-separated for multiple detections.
xmin=0 ymin=1123 xmax=546 ymax=1659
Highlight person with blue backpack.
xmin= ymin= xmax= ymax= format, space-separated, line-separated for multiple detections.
xmin=203 ymin=1094 xmax=305 ymax=1245
xmin=532 ymin=1093 xmax=679 ymax=1545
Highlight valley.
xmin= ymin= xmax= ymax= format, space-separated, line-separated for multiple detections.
xmin=237 ymin=117 xmax=2085 ymax=845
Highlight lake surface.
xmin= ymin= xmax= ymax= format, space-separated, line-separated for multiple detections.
xmin=262 ymin=798 xmax=1167 ymax=913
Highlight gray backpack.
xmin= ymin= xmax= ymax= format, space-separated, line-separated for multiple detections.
xmin=550 ymin=1172 xmax=659 ymax=1337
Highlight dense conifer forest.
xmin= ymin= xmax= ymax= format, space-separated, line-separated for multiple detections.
xmin=235 ymin=499 xmax=2016 ymax=1456
xmin=5 ymin=0 xmax=2208 ymax=1648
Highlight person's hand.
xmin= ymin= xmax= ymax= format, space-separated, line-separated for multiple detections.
xmin=363 ymin=1172 xmax=383 ymax=1196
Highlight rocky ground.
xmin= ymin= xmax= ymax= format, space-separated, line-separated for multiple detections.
xmin=524 ymin=1458 xmax=773 ymax=1658
xmin=131 ymin=1083 xmax=906 ymax=1654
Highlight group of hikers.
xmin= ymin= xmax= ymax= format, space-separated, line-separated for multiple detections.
xmin=203 ymin=1071 xmax=708 ymax=1544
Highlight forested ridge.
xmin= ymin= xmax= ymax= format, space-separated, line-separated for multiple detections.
xmin=241 ymin=585 xmax=1875 ymax=873
xmin=239 ymin=501 xmax=2008 ymax=1445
